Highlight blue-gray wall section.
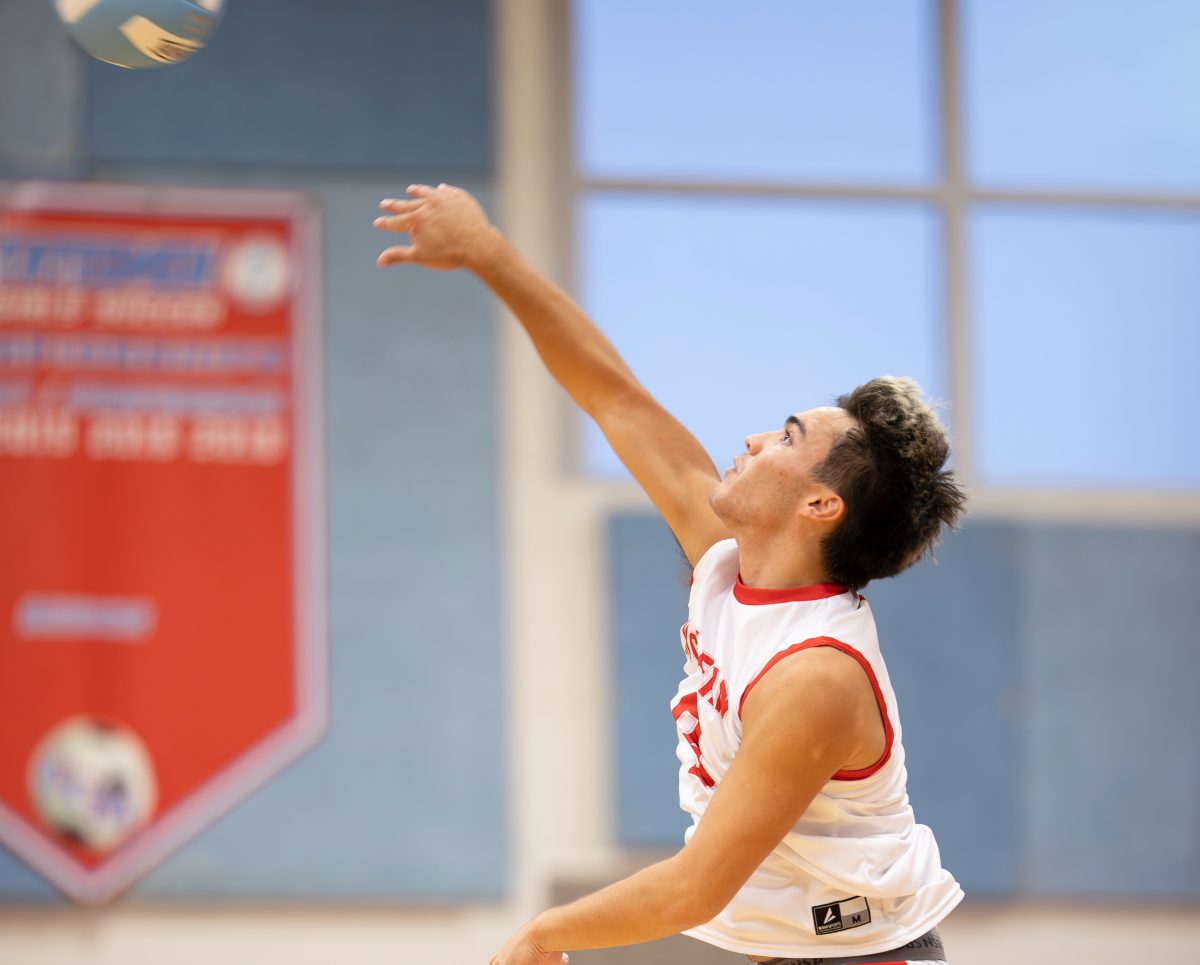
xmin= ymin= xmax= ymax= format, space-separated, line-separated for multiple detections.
xmin=607 ymin=512 xmax=1200 ymax=899
xmin=1022 ymin=526 xmax=1200 ymax=896
xmin=609 ymin=515 xmax=692 ymax=849
xmin=0 ymin=0 xmax=85 ymax=178
xmin=86 ymin=0 xmax=492 ymax=171
xmin=866 ymin=524 xmax=1022 ymax=897
xmin=0 ymin=0 xmax=503 ymax=903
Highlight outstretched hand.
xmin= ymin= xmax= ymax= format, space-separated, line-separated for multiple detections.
xmin=489 ymin=924 xmax=568 ymax=965
xmin=374 ymin=183 xmax=504 ymax=272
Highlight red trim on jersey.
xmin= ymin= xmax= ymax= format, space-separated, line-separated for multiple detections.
xmin=737 ymin=636 xmax=895 ymax=781
xmin=733 ymin=576 xmax=849 ymax=605
xmin=672 ymin=691 xmax=716 ymax=787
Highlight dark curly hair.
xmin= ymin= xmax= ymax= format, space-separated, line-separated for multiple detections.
xmin=814 ymin=376 xmax=966 ymax=590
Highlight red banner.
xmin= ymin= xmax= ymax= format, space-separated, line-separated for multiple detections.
xmin=0 ymin=182 xmax=326 ymax=905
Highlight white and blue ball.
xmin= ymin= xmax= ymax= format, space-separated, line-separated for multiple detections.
xmin=29 ymin=715 xmax=159 ymax=853
xmin=54 ymin=0 xmax=225 ymax=69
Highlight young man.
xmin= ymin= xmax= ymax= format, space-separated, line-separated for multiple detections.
xmin=375 ymin=185 xmax=966 ymax=965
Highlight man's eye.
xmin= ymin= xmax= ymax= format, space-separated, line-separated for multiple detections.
xmin=782 ymin=430 xmax=792 ymax=444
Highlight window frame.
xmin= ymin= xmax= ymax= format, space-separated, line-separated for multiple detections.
xmin=551 ymin=0 xmax=1200 ymax=522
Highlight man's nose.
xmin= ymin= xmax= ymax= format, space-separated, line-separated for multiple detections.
xmin=745 ymin=433 xmax=763 ymax=454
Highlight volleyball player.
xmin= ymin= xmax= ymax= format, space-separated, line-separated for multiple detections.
xmin=375 ymin=184 xmax=965 ymax=965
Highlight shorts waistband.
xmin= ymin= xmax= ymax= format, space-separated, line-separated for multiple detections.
xmin=746 ymin=927 xmax=947 ymax=965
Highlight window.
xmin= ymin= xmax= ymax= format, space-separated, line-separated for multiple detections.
xmin=578 ymin=194 xmax=944 ymax=476
xmin=574 ymin=0 xmax=937 ymax=184
xmin=970 ymin=206 xmax=1200 ymax=488
xmin=571 ymin=0 xmax=1200 ymax=496
xmin=962 ymin=0 xmax=1200 ymax=192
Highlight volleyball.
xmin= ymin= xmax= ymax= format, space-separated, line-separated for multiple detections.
xmin=28 ymin=715 xmax=159 ymax=854
xmin=53 ymin=0 xmax=225 ymax=69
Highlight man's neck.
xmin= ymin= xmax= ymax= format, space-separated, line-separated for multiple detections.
xmin=734 ymin=529 xmax=836 ymax=589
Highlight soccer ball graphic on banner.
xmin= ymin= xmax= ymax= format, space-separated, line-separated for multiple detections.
xmin=29 ymin=716 xmax=159 ymax=853
xmin=53 ymin=0 xmax=226 ymax=69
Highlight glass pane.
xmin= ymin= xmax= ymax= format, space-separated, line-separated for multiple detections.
xmin=574 ymin=0 xmax=937 ymax=184
xmin=577 ymin=193 xmax=946 ymax=477
xmin=962 ymin=0 xmax=1200 ymax=192
xmin=970 ymin=206 xmax=1200 ymax=488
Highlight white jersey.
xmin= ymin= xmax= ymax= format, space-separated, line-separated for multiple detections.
xmin=673 ymin=539 xmax=962 ymax=959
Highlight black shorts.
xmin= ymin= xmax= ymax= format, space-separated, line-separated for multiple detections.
xmin=743 ymin=927 xmax=948 ymax=965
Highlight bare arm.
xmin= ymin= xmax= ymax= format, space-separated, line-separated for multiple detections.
xmin=489 ymin=646 xmax=883 ymax=963
xmin=375 ymin=184 xmax=730 ymax=565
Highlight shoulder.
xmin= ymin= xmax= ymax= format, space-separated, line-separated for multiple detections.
xmin=743 ymin=644 xmax=868 ymax=716
xmin=739 ymin=641 xmax=884 ymax=767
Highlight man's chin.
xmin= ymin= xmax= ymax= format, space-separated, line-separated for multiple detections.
xmin=708 ymin=483 xmax=735 ymax=524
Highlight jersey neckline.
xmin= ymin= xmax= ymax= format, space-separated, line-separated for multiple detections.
xmin=733 ymin=575 xmax=850 ymax=605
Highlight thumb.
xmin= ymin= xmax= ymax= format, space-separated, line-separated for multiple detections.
xmin=377 ymin=245 xmax=416 ymax=266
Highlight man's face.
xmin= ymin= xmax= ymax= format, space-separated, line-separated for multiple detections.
xmin=709 ymin=406 xmax=855 ymax=531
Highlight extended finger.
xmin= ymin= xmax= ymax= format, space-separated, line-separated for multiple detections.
xmin=376 ymin=245 xmax=416 ymax=266
xmin=373 ymin=213 xmax=417 ymax=232
xmin=379 ymin=197 xmax=423 ymax=213
xmin=407 ymin=184 xmax=435 ymax=198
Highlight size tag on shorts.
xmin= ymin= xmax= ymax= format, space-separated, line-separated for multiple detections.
xmin=811 ymin=896 xmax=872 ymax=935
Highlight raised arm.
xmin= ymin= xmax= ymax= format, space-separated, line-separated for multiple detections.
xmin=375 ymin=183 xmax=730 ymax=566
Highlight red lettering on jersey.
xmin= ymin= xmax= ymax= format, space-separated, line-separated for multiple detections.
xmin=679 ymin=622 xmax=729 ymax=717
xmin=680 ymin=621 xmax=701 ymax=663
xmin=713 ymin=679 xmax=728 ymax=716
xmin=673 ymin=622 xmax=728 ymax=788
xmin=672 ymin=691 xmax=715 ymax=787
xmin=695 ymin=654 xmax=728 ymax=718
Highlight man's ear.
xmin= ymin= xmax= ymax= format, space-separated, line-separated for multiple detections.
xmin=804 ymin=487 xmax=844 ymax=525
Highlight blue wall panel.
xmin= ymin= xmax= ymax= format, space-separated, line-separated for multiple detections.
xmin=0 ymin=0 xmax=85 ymax=177
xmin=609 ymin=514 xmax=692 ymax=848
xmin=1023 ymin=524 xmax=1200 ymax=897
xmin=87 ymin=0 xmax=492 ymax=171
xmin=866 ymin=523 xmax=1022 ymax=897
xmin=0 ymin=849 xmax=57 ymax=902
xmin=0 ymin=175 xmax=506 ymax=902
